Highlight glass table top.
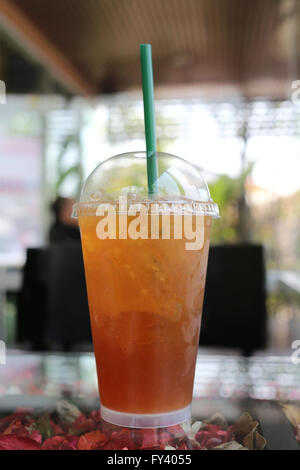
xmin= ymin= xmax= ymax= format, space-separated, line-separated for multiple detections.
xmin=0 ymin=350 xmax=299 ymax=450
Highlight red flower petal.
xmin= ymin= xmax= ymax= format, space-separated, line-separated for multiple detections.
xmin=50 ymin=421 xmax=64 ymax=436
xmin=0 ymin=412 xmax=29 ymax=433
xmin=195 ymin=425 xmax=234 ymax=449
xmin=42 ymin=435 xmax=79 ymax=450
xmin=89 ymin=410 xmax=101 ymax=423
xmin=159 ymin=430 xmax=173 ymax=446
xmin=72 ymin=413 xmax=87 ymax=426
xmin=77 ymin=431 xmax=108 ymax=450
xmin=139 ymin=429 xmax=161 ymax=450
xmin=3 ymin=419 xmax=24 ymax=435
xmin=1 ymin=418 xmax=42 ymax=444
xmin=28 ymin=430 xmax=42 ymax=444
xmin=100 ymin=440 xmax=122 ymax=450
xmin=109 ymin=429 xmax=137 ymax=450
xmin=0 ymin=435 xmax=40 ymax=450
xmin=61 ymin=436 xmax=79 ymax=450
xmin=42 ymin=436 xmax=66 ymax=450
xmin=71 ymin=414 xmax=96 ymax=434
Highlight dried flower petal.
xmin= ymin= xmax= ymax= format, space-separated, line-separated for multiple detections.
xmin=0 ymin=411 xmax=30 ymax=433
xmin=50 ymin=421 xmax=64 ymax=436
xmin=231 ymin=413 xmax=258 ymax=443
xmin=56 ymin=401 xmax=81 ymax=424
xmin=71 ymin=414 xmax=96 ymax=435
xmin=77 ymin=431 xmax=108 ymax=450
xmin=294 ymin=424 xmax=300 ymax=442
xmin=42 ymin=435 xmax=79 ymax=450
xmin=195 ymin=424 xmax=233 ymax=449
xmin=281 ymin=404 xmax=300 ymax=427
xmin=206 ymin=413 xmax=228 ymax=430
xmin=213 ymin=441 xmax=248 ymax=450
xmin=139 ymin=429 xmax=161 ymax=450
xmin=110 ymin=429 xmax=137 ymax=450
xmin=0 ymin=435 xmax=40 ymax=450
xmin=0 ymin=402 xmax=267 ymax=451
xmin=89 ymin=410 xmax=101 ymax=423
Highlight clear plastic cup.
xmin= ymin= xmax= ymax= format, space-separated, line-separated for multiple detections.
xmin=74 ymin=152 xmax=219 ymax=428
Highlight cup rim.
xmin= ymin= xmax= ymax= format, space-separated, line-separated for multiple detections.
xmin=72 ymin=199 xmax=220 ymax=218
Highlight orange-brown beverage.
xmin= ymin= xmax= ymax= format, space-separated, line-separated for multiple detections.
xmin=78 ymin=207 xmax=211 ymax=426
xmin=75 ymin=152 xmax=218 ymax=428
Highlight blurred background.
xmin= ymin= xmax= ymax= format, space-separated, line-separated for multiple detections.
xmin=0 ymin=0 xmax=300 ymax=356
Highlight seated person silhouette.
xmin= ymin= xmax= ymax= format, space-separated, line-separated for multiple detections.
xmin=49 ymin=197 xmax=80 ymax=243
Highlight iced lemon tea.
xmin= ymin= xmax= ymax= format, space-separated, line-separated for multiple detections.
xmin=78 ymin=205 xmax=211 ymax=419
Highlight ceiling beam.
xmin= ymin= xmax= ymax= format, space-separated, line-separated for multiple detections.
xmin=0 ymin=0 xmax=95 ymax=95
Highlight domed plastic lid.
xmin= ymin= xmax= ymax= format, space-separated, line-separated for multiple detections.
xmin=75 ymin=151 xmax=219 ymax=217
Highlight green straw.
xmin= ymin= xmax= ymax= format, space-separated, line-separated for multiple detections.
xmin=140 ymin=44 xmax=158 ymax=195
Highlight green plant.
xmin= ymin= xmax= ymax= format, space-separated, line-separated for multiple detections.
xmin=209 ymin=164 xmax=253 ymax=243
